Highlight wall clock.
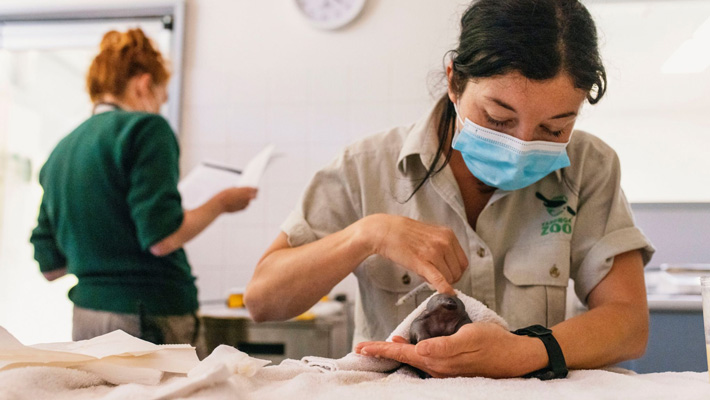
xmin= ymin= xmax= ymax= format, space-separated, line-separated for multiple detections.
xmin=294 ymin=0 xmax=367 ymax=30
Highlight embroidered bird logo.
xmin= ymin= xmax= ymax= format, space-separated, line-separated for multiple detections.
xmin=535 ymin=192 xmax=577 ymax=216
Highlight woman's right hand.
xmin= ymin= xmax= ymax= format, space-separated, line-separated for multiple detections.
xmin=218 ymin=187 xmax=258 ymax=212
xmin=361 ymin=214 xmax=469 ymax=294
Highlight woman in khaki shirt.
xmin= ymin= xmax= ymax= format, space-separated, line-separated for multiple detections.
xmin=246 ymin=0 xmax=654 ymax=379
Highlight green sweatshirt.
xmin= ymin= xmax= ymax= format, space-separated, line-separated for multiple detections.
xmin=30 ymin=109 xmax=198 ymax=315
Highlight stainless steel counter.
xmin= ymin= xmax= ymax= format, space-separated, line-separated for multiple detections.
xmin=647 ymin=293 xmax=702 ymax=311
xmin=198 ymin=301 xmax=350 ymax=364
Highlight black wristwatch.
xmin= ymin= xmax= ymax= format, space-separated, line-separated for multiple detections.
xmin=512 ymin=324 xmax=568 ymax=380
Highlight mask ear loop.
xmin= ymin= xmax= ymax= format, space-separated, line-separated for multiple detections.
xmin=452 ymin=101 xmax=465 ymax=126
xmin=451 ymin=100 xmax=465 ymax=144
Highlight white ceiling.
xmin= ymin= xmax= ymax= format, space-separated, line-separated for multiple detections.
xmin=586 ymin=0 xmax=710 ymax=112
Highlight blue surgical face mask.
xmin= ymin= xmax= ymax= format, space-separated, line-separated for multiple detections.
xmin=451 ymin=103 xmax=571 ymax=191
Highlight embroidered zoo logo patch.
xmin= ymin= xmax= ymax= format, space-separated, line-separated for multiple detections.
xmin=536 ymin=192 xmax=576 ymax=236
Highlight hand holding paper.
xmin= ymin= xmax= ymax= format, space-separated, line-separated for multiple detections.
xmin=218 ymin=187 xmax=258 ymax=212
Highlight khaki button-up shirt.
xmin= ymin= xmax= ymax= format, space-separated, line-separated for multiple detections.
xmin=281 ymin=106 xmax=655 ymax=345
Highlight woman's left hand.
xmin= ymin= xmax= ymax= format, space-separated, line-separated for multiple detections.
xmin=355 ymin=322 xmax=546 ymax=378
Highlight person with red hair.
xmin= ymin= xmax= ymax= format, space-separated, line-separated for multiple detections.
xmin=31 ymin=28 xmax=256 ymax=347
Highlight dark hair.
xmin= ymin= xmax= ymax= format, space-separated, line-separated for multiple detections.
xmin=409 ymin=0 xmax=606 ymax=199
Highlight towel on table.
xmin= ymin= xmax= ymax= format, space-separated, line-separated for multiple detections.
xmin=0 ymin=330 xmax=271 ymax=400
xmin=2 ymin=364 xmax=709 ymax=400
xmin=291 ymin=290 xmax=509 ymax=373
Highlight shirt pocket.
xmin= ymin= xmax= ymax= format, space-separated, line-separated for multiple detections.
xmin=501 ymin=241 xmax=570 ymax=329
xmin=362 ymin=255 xmax=425 ymax=293
xmin=358 ymin=255 xmax=426 ymax=325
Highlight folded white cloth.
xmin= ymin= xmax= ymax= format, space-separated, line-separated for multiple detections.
xmin=0 ymin=328 xmax=199 ymax=386
xmin=0 ymin=329 xmax=271 ymax=400
xmin=188 ymin=345 xmax=270 ymax=378
xmin=295 ymin=290 xmax=508 ymax=372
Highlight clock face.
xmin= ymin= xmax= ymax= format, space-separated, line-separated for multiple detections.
xmin=295 ymin=0 xmax=367 ymax=30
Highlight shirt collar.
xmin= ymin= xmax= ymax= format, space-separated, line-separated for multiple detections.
xmin=92 ymin=102 xmax=122 ymax=115
xmin=397 ymin=105 xmax=443 ymax=175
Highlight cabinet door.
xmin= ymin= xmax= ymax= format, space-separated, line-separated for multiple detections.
xmin=618 ymin=311 xmax=706 ymax=373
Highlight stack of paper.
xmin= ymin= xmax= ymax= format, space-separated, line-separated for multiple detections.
xmin=0 ymin=326 xmax=199 ymax=385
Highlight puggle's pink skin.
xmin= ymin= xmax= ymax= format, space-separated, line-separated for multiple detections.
xmin=409 ymin=294 xmax=472 ymax=345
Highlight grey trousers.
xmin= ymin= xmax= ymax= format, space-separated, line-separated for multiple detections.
xmin=72 ymin=305 xmax=200 ymax=347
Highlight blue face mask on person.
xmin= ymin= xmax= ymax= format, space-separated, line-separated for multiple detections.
xmin=451 ymin=103 xmax=571 ymax=191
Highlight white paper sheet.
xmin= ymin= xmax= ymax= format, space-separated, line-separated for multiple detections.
xmin=238 ymin=144 xmax=275 ymax=187
xmin=0 ymin=326 xmax=274 ymax=394
xmin=29 ymin=329 xmax=187 ymax=358
xmin=178 ymin=144 xmax=275 ymax=209
xmin=0 ymin=327 xmax=199 ymax=384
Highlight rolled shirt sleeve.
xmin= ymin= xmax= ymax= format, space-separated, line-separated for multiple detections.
xmin=123 ymin=115 xmax=184 ymax=250
xmin=568 ymin=134 xmax=655 ymax=304
xmin=281 ymin=149 xmax=363 ymax=248
xmin=30 ymin=199 xmax=67 ymax=272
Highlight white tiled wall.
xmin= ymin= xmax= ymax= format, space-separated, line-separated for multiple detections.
xmin=179 ymin=0 xmax=468 ymax=302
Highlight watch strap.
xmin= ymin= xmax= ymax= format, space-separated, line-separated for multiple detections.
xmin=512 ymin=325 xmax=568 ymax=380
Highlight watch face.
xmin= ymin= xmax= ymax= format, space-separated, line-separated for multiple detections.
xmin=528 ymin=325 xmax=553 ymax=336
xmin=515 ymin=324 xmax=552 ymax=336
xmin=295 ymin=0 xmax=367 ymax=30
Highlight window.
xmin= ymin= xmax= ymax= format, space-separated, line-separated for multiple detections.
xmin=0 ymin=1 xmax=185 ymax=344
xmin=578 ymin=0 xmax=710 ymax=203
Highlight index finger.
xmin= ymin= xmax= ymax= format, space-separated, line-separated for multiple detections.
xmin=420 ymin=264 xmax=455 ymax=295
xmin=451 ymin=237 xmax=468 ymax=271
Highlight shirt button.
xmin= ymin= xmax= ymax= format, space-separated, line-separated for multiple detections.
xmin=477 ymin=247 xmax=486 ymax=258
xmin=549 ymin=264 xmax=560 ymax=278
xmin=402 ymin=274 xmax=411 ymax=285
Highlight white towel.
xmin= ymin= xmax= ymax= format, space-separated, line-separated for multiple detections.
xmin=0 ymin=331 xmax=271 ymax=400
xmin=1 ymin=364 xmax=709 ymax=400
xmin=188 ymin=345 xmax=270 ymax=378
xmin=297 ymin=290 xmax=508 ymax=372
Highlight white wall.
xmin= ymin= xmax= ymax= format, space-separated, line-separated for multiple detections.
xmin=576 ymin=0 xmax=710 ymax=203
xmin=631 ymin=203 xmax=710 ymax=266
